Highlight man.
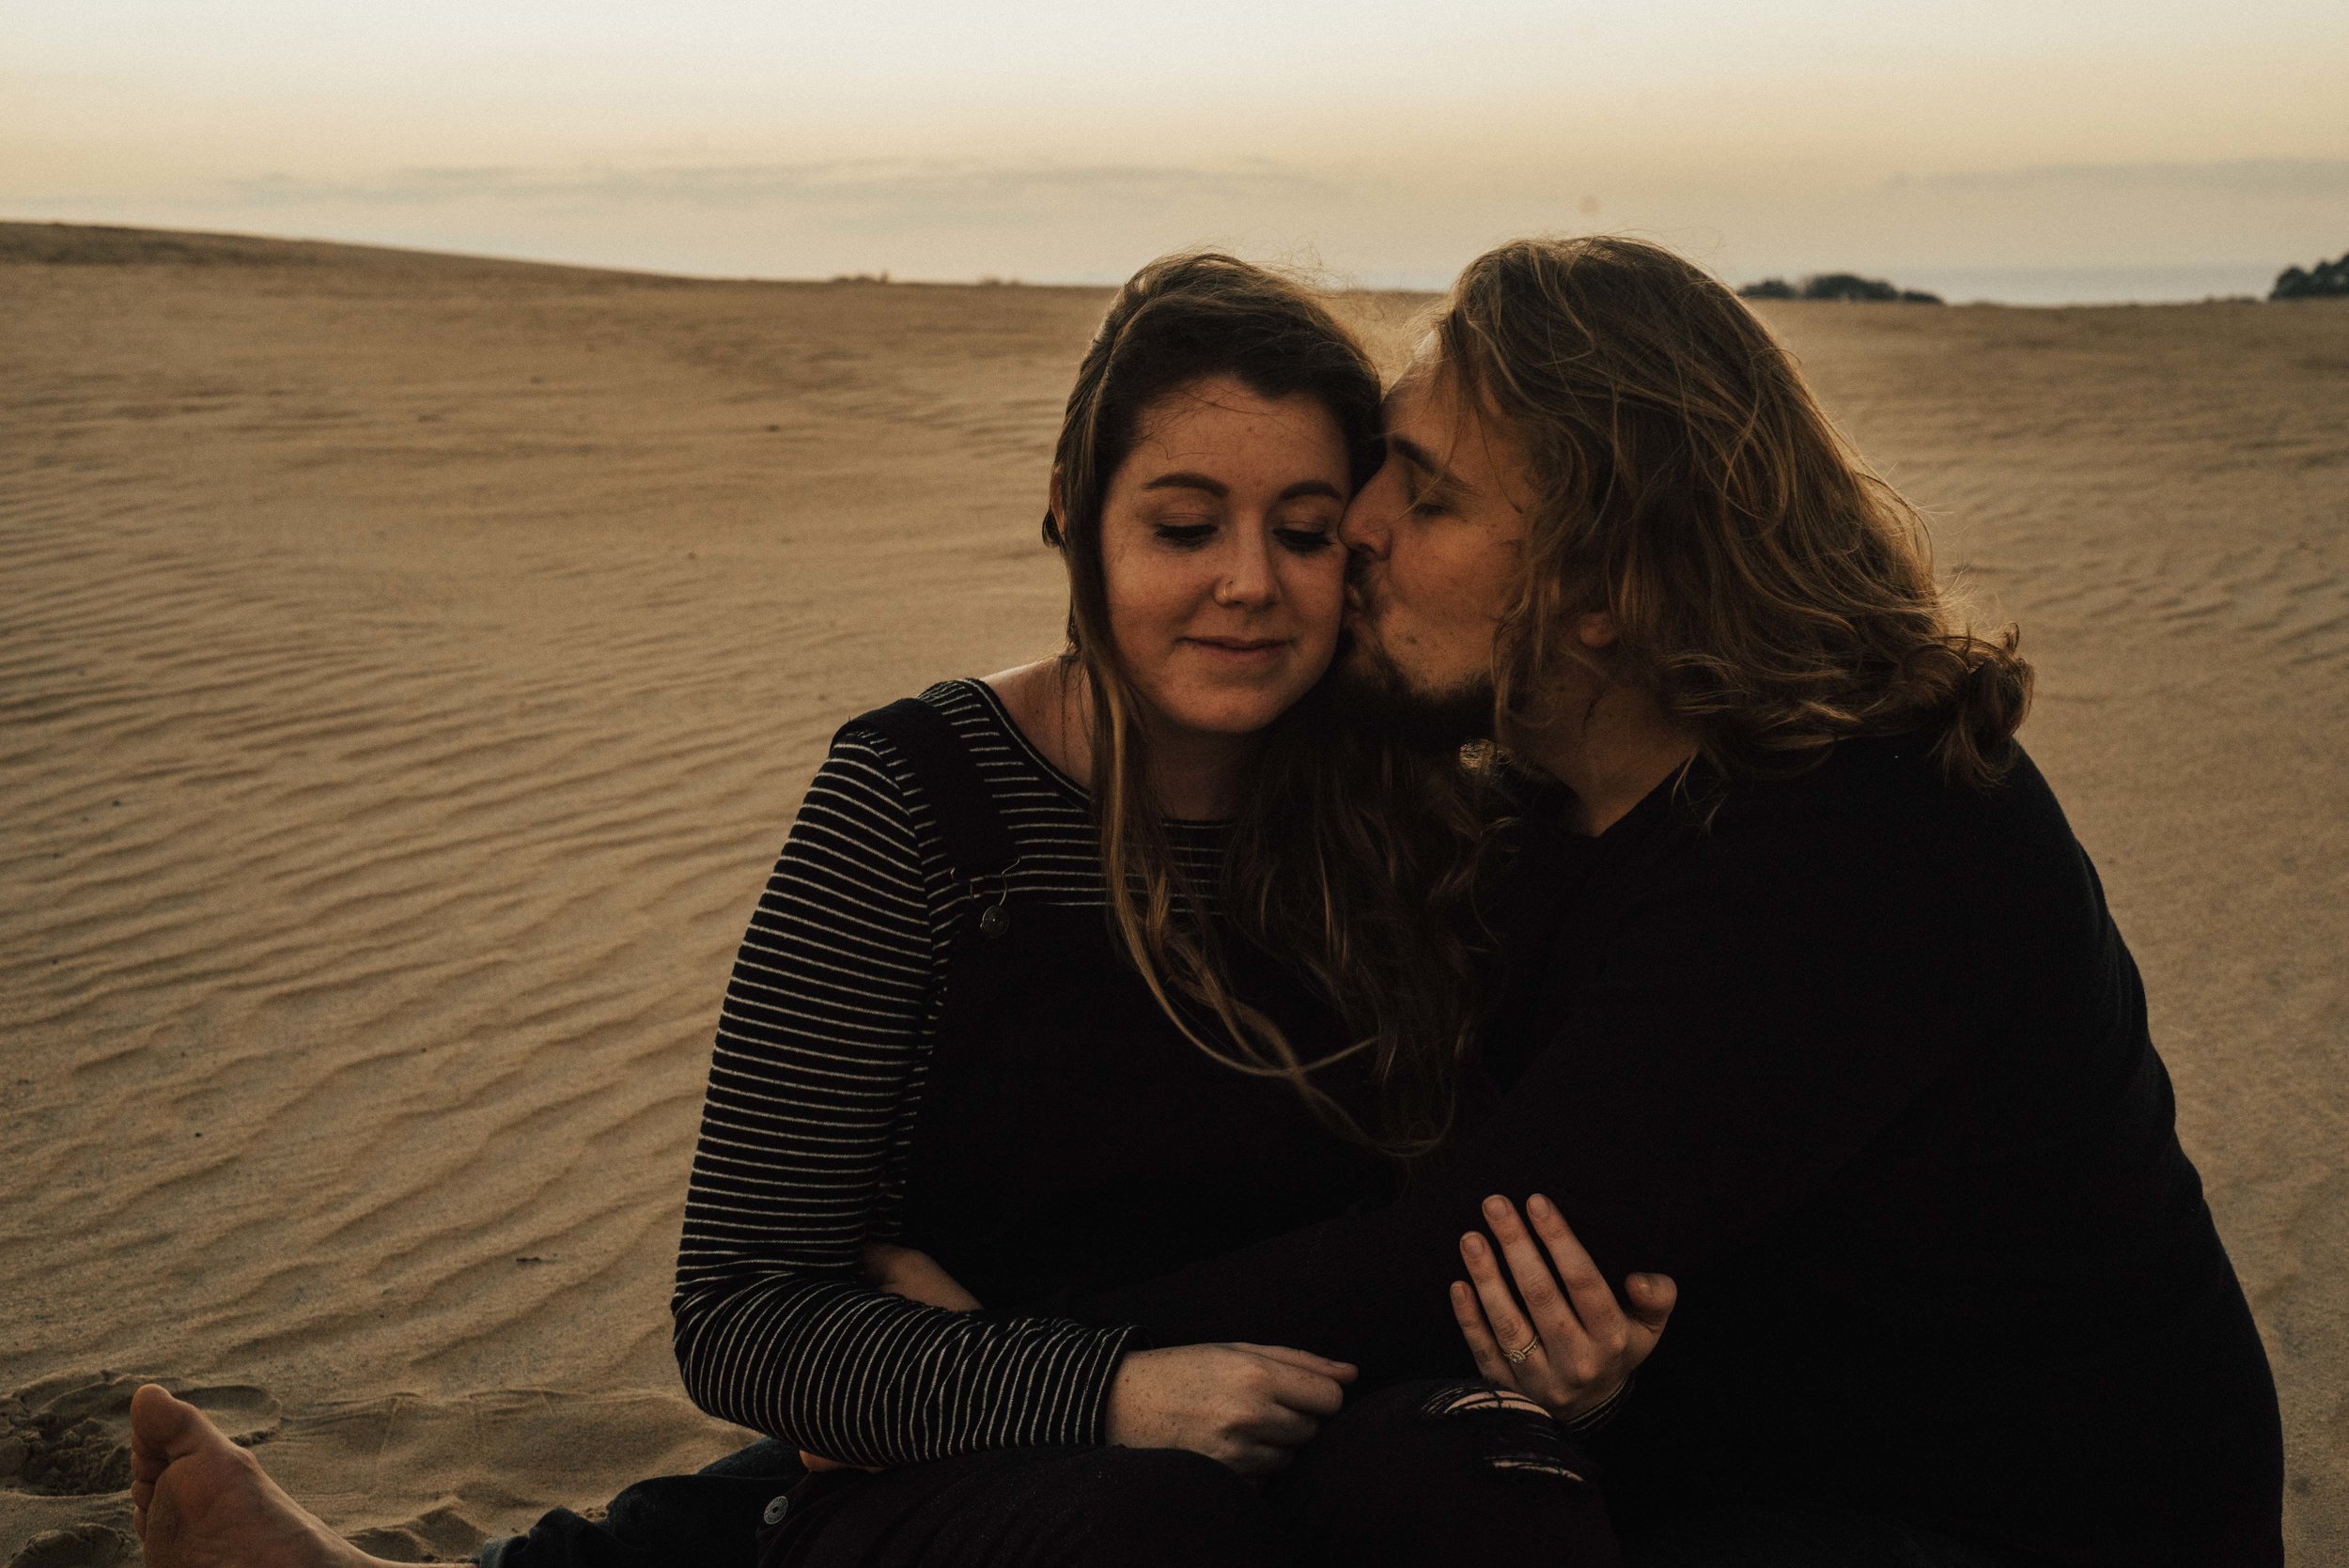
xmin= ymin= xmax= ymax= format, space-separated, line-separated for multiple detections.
xmin=1053 ymin=236 xmax=2285 ymax=1565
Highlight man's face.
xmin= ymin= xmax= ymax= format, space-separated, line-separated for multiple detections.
xmin=1335 ymin=363 xmax=1535 ymax=745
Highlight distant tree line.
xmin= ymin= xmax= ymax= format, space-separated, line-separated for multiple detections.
xmin=1737 ymin=273 xmax=1943 ymax=304
xmin=2271 ymin=252 xmax=2348 ymax=301
xmin=1735 ymin=255 xmax=2347 ymax=305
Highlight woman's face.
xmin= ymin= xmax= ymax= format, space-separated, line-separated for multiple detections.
xmin=1097 ymin=375 xmax=1351 ymax=742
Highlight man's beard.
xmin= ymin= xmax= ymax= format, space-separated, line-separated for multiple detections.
xmin=1325 ymin=626 xmax=1497 ymax=756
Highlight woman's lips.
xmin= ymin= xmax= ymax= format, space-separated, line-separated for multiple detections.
xmin=1184 ymin=636 xmax=1288 ymax=664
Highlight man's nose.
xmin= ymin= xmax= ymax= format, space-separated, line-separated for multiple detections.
xmin=1340 ymin=464 xmax=1398 ymax=557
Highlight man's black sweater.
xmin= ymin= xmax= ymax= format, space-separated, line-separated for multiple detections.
xmin=1066 ymin=737 xmax=2283 ymax=1565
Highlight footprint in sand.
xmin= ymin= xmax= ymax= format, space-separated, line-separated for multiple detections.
xmin=2 ymin=1373 xmax=280 ymax=1498
xmin=7 ymin=1523 xmax=135 ymax=1568
xmin=348 ymin=1502 xmax=499 ymax=1561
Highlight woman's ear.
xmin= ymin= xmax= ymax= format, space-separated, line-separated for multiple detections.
xmin=1575 ymin=611 xmax=1619 ymax=650
xmin=1044 ymin=469 xmax=1068 ymax=546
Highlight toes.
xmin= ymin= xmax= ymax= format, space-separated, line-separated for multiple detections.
xmin=130 ymin=1384 xmax=206 ymax=1466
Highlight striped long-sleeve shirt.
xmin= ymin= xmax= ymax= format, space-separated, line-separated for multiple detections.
xmin=671 ymin=678 xmax=1229 ymax=1467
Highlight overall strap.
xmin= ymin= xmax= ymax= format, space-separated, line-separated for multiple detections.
xmin=838 ymin=697 xmax=1019 ymax=889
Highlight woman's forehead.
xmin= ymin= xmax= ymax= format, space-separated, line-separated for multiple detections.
xmin=1125 ymin=380 xmax=1346 ymax=461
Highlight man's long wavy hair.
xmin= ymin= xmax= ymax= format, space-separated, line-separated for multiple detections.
xmin=1046 ymin=252 xmax=1486 ymax=1158
xmin=1435 ymin=236 xmax=2032 ymax=787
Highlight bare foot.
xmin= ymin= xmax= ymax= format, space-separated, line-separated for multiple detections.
xmin=129 ymin=1384 xmax=399 ymax=1568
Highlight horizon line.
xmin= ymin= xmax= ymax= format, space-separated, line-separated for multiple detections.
xmin=0 ymin=215 xmax=2316 ymax=308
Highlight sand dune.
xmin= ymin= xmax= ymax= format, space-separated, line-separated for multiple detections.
xmin=3 ymin=222 xmax=2343 ymax=1563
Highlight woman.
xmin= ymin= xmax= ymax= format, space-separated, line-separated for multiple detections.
xmin=122 ymin=254 xmax=1659 ymax=1568
xmin=674 ymin=250 xmax=1393 ymax=1481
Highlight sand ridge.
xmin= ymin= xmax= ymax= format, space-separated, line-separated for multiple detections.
xmin=3 ymin=223 xmax=2343 ymax=1563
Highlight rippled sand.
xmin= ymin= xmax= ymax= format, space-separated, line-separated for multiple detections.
xmin=4 ymin=223 xmax=2343 ymax=1563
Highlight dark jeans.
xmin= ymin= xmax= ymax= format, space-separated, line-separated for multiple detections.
xmin=1626 ymin=1507 xmax=2046 ymax=1567
xmin=482 ymin=1381 xmax=1610 ymax=1568
xmin=478 ymin=1436 xmax=806 ymax=1568
xmin=759 ymin=1380 xmax=1618 ymax=1568
xmin=482 ymin=1386 xmax=2037 ymax=1568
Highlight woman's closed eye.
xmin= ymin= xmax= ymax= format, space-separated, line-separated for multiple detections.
xmin=1275 ymin=525 xmax=1337 ymax=554
xmin=1152 ymin=521 xmax=1219 ymax=548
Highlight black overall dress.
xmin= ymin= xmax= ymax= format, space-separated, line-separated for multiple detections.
xmin=859 ymin=695 xmax=1389 ymax=1315
xmin=754 ymin=697 xmax=1393 ymax=1565
xmin=490 ymin=698 xmax=1616 ymax=1568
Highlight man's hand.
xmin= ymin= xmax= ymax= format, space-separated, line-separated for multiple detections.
xmin=800 ymin=1243 xmax=986 ymax=1473
xmin=1104 ymin=1343 xmax=1356 ymax=1476
xmin=861 ymin=1242 xmax=982 ymax=1312
xmin=1450 ymin=1193 xmax=1676 ymax=1421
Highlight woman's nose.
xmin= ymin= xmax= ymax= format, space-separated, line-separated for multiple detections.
xmin=1215 ymin=529 xmax=1279 ymax=607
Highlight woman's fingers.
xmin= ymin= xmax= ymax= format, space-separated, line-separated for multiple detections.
xmin=1223 ymin=1440 xmax=1296 ymax=1477
xmin=1233 ymin=1400 xmax=1322 ymax=1447
xmin=1231 ymin=1352 xmax=1362 ymax=1418
xmin=1450 ymin=1278 xmax=1521 ymax=1389
xmin=1237 ymin=1343 xmax=1359 ymax=1383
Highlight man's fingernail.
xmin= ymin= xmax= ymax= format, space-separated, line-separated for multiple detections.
xmin=1629 ymin=1273 xmax=1661 ymax=1292
xmin=1528 ymin=1193 xmax=1553 ymax=1218
xmin=1483 ymin=1194 xmax=1508 ymax=1217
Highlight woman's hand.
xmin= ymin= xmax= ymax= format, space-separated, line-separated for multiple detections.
xmin=1451 ymin=1193 xmax=1677 ymax=1421
xmin=860 ymin=1241 xmax=983 ymax=1312
xmin=1104 ymin=1343 xmax=1357 ymax=1477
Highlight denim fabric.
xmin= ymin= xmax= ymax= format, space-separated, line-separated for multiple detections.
xmin=478 ymin=1438 xmax=801 ymax=1568
xmin=757 ymin=1380 xmax=1618 ymax=1568
xmin=474 ymin=1421 xmax=2046 ymax=1568
xmin=1627 ymin=1505 xmax=2047 ymax=1568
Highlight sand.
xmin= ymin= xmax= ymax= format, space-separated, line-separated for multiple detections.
xmin=2 ymin=221 xmax=2342 ymax=1565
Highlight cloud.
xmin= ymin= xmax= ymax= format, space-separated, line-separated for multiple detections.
xmin=1881 ymin=158 xmax=2349 ymax=199
xmin=1840 ymin=158 xmax=2349 ymax=273
xmin=220 ymin=158 xmax=1343 ymax=230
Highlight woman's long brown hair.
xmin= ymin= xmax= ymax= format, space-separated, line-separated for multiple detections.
xmin=1434 ymin=236 xmax=2033 ymax=788
xmin=1047 ymin=252 xmax=1488 ymax=1158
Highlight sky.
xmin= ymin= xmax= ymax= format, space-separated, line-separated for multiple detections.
xmin=5 ymin=1 xmax=2345 ymax=301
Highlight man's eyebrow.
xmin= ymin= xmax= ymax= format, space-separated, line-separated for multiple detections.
xmin=1140 ymin=472 xmax=1228 ymax=497
xmin=1388 ymin=435 xmax=1470 ymax=491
